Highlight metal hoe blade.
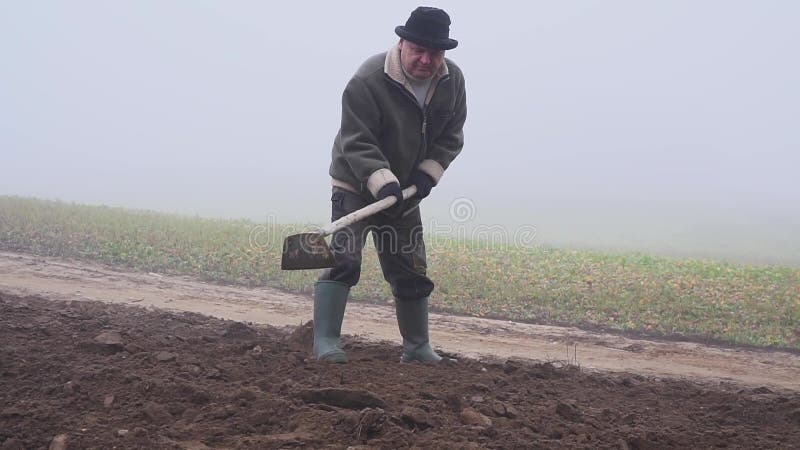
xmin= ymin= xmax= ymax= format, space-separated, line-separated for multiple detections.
xmin=281 ymin=232 xmax=336 ymax=270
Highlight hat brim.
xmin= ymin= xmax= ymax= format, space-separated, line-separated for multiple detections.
xmin=395 ymin=26 xmax=458 ymax=50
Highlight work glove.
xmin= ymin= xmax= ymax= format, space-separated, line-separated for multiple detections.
xmin=376 ymin=181 xmax=404 ymax=218
xmin=409 ymin=169 xmax=436 ymax=199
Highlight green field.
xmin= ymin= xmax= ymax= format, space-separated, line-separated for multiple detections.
xmin=1 ymin=195 xmax=798 ymax=350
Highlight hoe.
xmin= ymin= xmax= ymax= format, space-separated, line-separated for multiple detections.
xmin=281 ymin=186 xmax=417 ymax=270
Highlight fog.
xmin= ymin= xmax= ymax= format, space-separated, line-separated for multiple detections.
xmin=2 ymin=1 xmax=799 ymax=265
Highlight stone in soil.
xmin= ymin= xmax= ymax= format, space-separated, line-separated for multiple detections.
xmin=460 ymin=407 xmax=492 ymax=427
xmin=401 ymin=406 xmax=434 ymax=429
xmin=92 ymin=331 xmax=124 ymax=353
xmin=155 ymin=351 xmax=177 ymax=362
xmin=48 ymin=434 xmax=67 ymax=450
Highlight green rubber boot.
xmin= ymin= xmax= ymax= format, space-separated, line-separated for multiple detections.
xmin=313 ymin=280 xmax=349 ymax=363
xmin=395 ymin=297 xmax=442 ymax=364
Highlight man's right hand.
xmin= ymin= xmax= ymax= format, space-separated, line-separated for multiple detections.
xmin=376 ymin=182 xmax=404 ymax=218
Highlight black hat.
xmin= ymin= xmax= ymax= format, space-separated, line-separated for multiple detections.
xmin=395 ymin=7 xmax=458 ymax=50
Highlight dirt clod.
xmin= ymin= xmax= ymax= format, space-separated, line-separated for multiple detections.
xmin=401 ymin=406 xmax=433 ymax=429
xmin=222 ymin=322 xmax=256 ymax=339
xmin=460 ymin=407 xmax=492 ymax=427
xmin=491 ymin=400 xmax=518 ymax=418
xmin=285 ymin=321 xmax=314 ymax=351
xmin=48 ymin=434 xmax=67 ymax=450
xmin=556 ymin=401 xmax=582 ymax=421
xmin=298 ymin=388 xmax=386 ymax=410
xmin=142 ymin=402 xmax=172 ymax=425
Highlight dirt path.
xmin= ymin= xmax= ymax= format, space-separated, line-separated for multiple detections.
xmin=1 ymin=251 xmax=798 ymax=391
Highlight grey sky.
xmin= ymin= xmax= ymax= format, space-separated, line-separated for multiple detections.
xmin=2 ymin=2 xmax=799 ymax=264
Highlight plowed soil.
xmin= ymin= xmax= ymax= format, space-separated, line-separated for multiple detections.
xmin=2 ymin=292 xmax=800 ymax=449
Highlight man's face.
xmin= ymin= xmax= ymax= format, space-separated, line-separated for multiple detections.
xmin=398 ymin=39 xmax=445 ymax=80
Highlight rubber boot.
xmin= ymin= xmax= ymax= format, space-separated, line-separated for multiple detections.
xmin=313 ymin=280 xmax=349 ymax=363
xmin=395 ymin=297 xmax=442 ymax=363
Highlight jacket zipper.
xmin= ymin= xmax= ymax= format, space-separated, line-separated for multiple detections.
xmin=385 ymin=74 xmax=450 ymax=167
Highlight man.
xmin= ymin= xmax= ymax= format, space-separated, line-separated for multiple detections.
xmin=313 ymin=6 xmax=466 ymax=364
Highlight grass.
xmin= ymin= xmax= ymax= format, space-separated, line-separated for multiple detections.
xmin=1 ymin=195 xmax=799 ymax=350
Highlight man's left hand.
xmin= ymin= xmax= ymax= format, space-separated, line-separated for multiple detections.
xmin=409 ymin=170 xmax=436 ymax=199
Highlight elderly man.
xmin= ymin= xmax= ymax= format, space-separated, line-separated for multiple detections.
xmin=313 ymin=6 xmax=466 ymax=364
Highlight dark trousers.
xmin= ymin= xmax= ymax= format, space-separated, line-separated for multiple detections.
xmin=318 ymin=187 xmax=434 ymax=301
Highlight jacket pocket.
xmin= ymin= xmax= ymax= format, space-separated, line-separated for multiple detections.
xmin=427 ymin=109 xmax=453 ymax=140
xmin=331 ymin=190 xmax=345 ymax=207
xmin=434 ymin=109 xmax=453 ymax=119
xmin=330 ymin=190 xmax=346 ymax=221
